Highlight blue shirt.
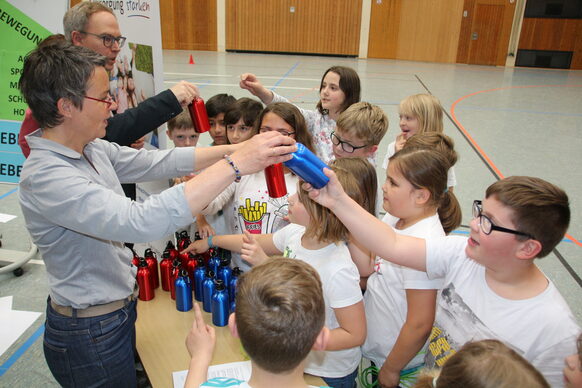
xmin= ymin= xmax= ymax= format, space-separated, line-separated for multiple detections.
xmin=20 ymin=130 xmax=195 ymax=308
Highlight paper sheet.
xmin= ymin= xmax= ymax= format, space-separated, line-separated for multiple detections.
xmin=0 ymin=296 xmax=42 ymax=357
xmin=172 ymin=360 xmax=252 ymax=388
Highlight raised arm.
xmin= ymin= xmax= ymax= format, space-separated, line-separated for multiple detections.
xmin=304 ymin=168 xmax=427 ymax=272
xmin=239 ymin=73 xmax=274 ymax=104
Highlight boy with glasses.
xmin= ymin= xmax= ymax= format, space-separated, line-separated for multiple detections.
xmin=331 ymin=101 xmax=388 ymax=166
xmin=304 ymin=174 xmax=580 ymax=387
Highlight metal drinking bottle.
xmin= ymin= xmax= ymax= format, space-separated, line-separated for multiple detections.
xmin=283 ymin=142 xmax=330 ymax=189
xmin=211 ymin=280 xmax=229 ymax=327
xmin=175 ymin=269 xmax=193 ymax=312
xmin=202 ymin=269 xmax=215 ymax=313
xmin=159 ymin=250 xmax=173 ymax=292
xmin=193 ymin=258 xmax=206 ymax=302
xmin=208 ymin=251 xmax=221 ymax=275
xmin=144 ymin=248 xmax=159 ymax=289
xmin=177 ymin=230 xmax=191 ymax=252
xmin=131 ymin=248 xmax=140 ymax=267
xmin=137 ymin=258 xmax=155 ymax=301
xmin=229 ymin=267 xmax=242 ymax=305
xmin=230 ymin=299 xmax=236 ymax=314
xmin=186 ymin=253 xmax=198 ymax=282
xmin=170 ymin=259 xmax=182 ymax=300
xmin=265 ymin=163 xmax=287 ymax=198
xmin=165 ymin=240 xmax=179 ymax=262
xmin=188 ymin=97 xmax=211 ymax=133
xmin=217 ymin=257 xmax=232 ymax=291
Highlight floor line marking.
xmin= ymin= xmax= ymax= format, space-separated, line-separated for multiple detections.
xmin=0 ymin=324 xmax=44 ymax=377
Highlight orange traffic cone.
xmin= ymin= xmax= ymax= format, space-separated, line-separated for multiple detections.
xmin=188 ymin=54 xmax=195 ymax=65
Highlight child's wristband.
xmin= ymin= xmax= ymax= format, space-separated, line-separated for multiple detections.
xmin=207 ymin=235 xmax=215 ymax=249
xmin=224 ymin=154 xmax=241 ymax=183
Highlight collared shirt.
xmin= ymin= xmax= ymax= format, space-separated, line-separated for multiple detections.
xmin=19 ymin=130 xmax=195 ymax=308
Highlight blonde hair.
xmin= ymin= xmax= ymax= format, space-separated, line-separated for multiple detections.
xmin=390 ymin=148 xmax=461 ymax=234
xmin=399 ymin=94 xmax=444 ymax=135
xmin=335 ymin=102 xmax=389 ymax=146
xmin=297 ymin=158 xmax=377 ymax=243
xmin=413 ymin=340 xmax=550 ymax=388
xmin=236 ymin=258 xmax=325 ymax=374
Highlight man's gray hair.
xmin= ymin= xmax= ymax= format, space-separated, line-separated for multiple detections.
xmin=63 ymin=2 xmax=115 ymax=41
xmin=19 ymin=38 xmax=107 ymax=129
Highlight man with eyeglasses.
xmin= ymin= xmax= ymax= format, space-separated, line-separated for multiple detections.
xmin=18 ymin=2 xmax=198 ymax=158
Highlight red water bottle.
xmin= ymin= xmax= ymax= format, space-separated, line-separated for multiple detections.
xmin=177 ymin=230 xmax=191 ymax=251
xmin=137 ymin=258 xmax=155 ymax=301
xmin=170 ymin=259 xmax=182 ymax=300
xmin=144 ymin=248 xmax=159 ymax=289
xmin=130 ymin=247 xmax=140 ymax=267
xmin=165 ymin=241 xmax=179 ymax=262
xmin=188 ymin=97 xmax=210 ymax=133
xmin=159 ymin=251 xmax=173 ymax=291
xmin=186 ymin=253 xmax=198 ymax=283
xmin=265 ymin=163 xmax=287 ymax=198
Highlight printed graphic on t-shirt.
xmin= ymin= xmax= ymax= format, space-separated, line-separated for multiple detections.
xmin=233 ymin=192 xmax=289 ymax=235
xmin=283 ymin=245 xmax=294 ymax=258
xmin=425 ymin=283 xmax=498 ymax=367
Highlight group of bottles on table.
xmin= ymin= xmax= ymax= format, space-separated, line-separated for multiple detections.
xmin=131 ymin=231 xmax=242 ymax=326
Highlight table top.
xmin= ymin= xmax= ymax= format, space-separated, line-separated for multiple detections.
xmin=136 ymin=288 xmax=325 ymax=388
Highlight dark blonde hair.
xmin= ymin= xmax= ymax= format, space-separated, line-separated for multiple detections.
xmin=399 ymin=94 xmax=444 ymax=135
xmin=403 ymin=132 xmax=457 ymax=169
xmin=297 ymin=158 xmax=377 ymax=243
xmin=316 ymin=66 xmax=361 ymax=115
xmin=390 ymin=148 xmax=461 ymax=234
xmin=413 ymin=340 xmax=550 ymax=388
xmin=224 ymin=97 xmax=263 ymax=127
xmin=255 ymin=102 xmax=316 ymax=154
xmin=235 ymin=258 xmax=325 ymax=374
xmin=167 ymin=108 xmax=193 ymax=131
xmin=485 ymin=176 xmax=569 ymax=257
xmin=335 ymin=102 xmax=389 ymax=146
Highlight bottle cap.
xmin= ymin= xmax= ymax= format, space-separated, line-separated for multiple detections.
xmin=214 ymin=279 xmax=225 ymax=290
xmin=180 ymin=269 xmax=189 ymax=277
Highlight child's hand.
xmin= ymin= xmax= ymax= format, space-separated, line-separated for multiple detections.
xmin=302 ymin=168 xmax=346 ymax=211
xmin=196 ymin=217 xmax=216 ymax=239
xmin=130 ymin=136 xmax=146 ymax=150
xmin=394 ymin=134 xmax=406 ymax=152
xmin=241 ymin=230 xmax=268 ymax=266
xmin=181 ymin=239 xmax=209 ymax=255
xmin=185 ymin=303 xmax=216 ymax=358
xmin=378 ymin=362 xmax=400 ymax=388
xmin=239 ymin=73 xmax=273 ymax=104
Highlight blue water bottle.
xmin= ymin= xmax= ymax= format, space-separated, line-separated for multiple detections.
xmin=208 ymin=251 xmax=221 ymax=275
xmin=217 ymin=257 xmax=232 ymax=290
xmin=193 ymin=258 xmax=206 ymax=302
xmin=175 ymin=269 xmax=193 ymax=312
xmin=283 ymin=143 xmax=330 ymax=189
xmin=229 ymin=267 xmax=242 ymax=305
xmin=211 ymin=280 xmax=229 ymax=327
xmin=202 ymin=269 xmax=215 ymax=313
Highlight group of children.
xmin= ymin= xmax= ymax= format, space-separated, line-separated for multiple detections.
xmin=163 ymin=65 xmax=581 ymax=388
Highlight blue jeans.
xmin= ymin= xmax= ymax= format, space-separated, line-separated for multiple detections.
xmin=322 ymin=367 xmax=358 ymax=388
xmin=43 ymin=297 xmax=138 ymax=388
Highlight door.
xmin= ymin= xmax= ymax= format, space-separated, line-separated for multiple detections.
xmin=458 ymin=0 xmax=516 ymax=66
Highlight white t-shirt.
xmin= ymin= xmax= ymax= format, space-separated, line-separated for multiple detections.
xmin=362 ymin=213 xmax=445 ymax=369
xmin=382 ymin=140 xmax=457 ymax=188
xmin=273 ymin=224 xmax=363 ymax=378
xmin=425 ymin=236 xmax=581 ymax=387
xmin=200 ymin=377 xmax=325 ymax=387
xmin=203 ymin=171 xmax=299 ymax=270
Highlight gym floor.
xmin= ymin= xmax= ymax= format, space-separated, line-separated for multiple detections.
xmin=1 ymin=50 xmax=580 ymax=386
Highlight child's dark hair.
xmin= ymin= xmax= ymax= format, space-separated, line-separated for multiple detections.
xmin=413 ymin=339 xmax=550 ymax=388
xmin=390 ymin=148 xmax=461 ymax=234
xmin=297 ymin=158 xmax=377 ymax=243
xmin=316 ymin=66 xmax=361 ymax=115
xmin=254 ymin=102 xmax=316 ymax=154
xmin=235 ymin=258 xmax=325 ymax=374
xmin=485 ymin=176 xmax=569 ymax=258
xmin=205 ymin=93 xmax=236 ymax=118
xmin=224 ymin=97 xmax=263 ymax=127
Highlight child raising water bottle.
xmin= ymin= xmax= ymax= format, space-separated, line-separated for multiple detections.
xmin=183 ymin=158 xmax=375 ymax=388
xmin=361 ymin=147 xmax=461 ymax=388
xmin=240 ymin=66 xmax=361 ymax=163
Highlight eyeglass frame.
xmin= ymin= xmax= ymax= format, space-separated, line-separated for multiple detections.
xmin=79 ymin=31 xmax=126 ymax=48
xmin=330 ymin=131 xmax=369 ymax=153
xmin=472 ymin=200 xmax=533 ymax=239
xmin=259 ymin=127 xmax=295 ymax=137
xmin=84 ymin=95 xmax=114 ymax=108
